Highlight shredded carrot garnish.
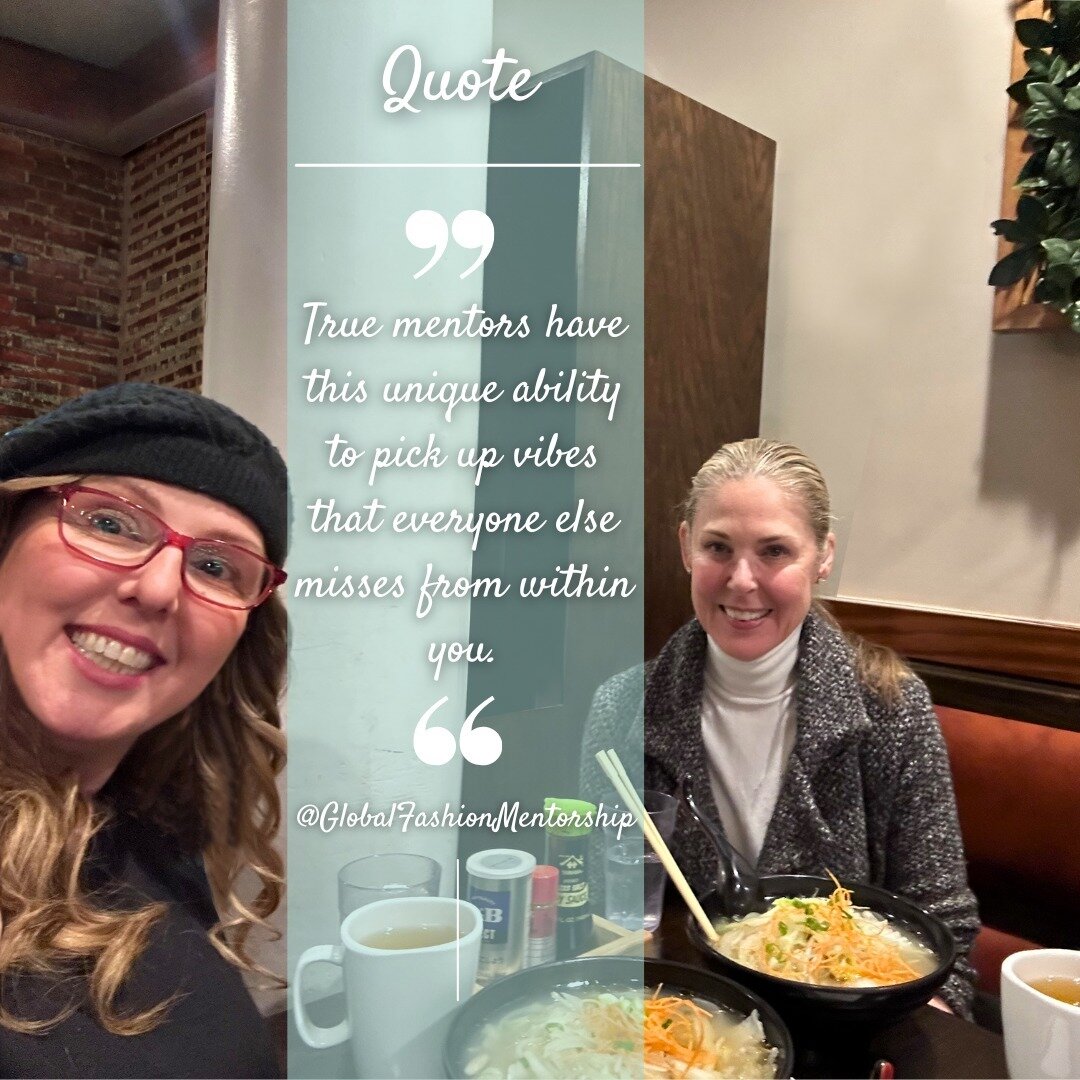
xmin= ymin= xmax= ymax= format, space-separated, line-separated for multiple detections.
xmin=714 ymin=870 xmax=933 ymax=988
xmin=643 ymin=995 xmax=725 ymax=1072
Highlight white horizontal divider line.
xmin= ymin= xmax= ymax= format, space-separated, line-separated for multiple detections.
xmin=293 ymin=162 xmax=641 ymax=168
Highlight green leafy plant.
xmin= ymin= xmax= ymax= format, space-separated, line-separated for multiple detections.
xmin=989 ymin=2 xmax=1080 ymax=330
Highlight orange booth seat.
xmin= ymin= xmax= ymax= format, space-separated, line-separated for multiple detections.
xmin=936 ymin=705 xmax=1080 ymax=996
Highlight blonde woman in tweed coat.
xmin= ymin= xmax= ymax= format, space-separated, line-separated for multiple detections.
xmin=581 ymin=439 xmax=979 ymax=1017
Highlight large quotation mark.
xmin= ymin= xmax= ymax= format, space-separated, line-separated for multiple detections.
xmin=451 ymin=211 xmax=495 ymax=279
xmin=413 ymin=695 xmax=502 ymax=766
xmin=405 ymin=211 xmax=447 ymax=279
xmin=406 ymin=210 xmax=495 ymax=280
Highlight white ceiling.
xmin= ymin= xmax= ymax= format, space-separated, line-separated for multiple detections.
xmin=0 ymin=0 xmax=214 ymax=70
xmin=0 ymin=0 xmax=218 ymax=153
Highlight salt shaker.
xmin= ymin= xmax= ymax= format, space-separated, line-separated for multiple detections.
xmin=465 ymin=848 xmax=535 ymax=984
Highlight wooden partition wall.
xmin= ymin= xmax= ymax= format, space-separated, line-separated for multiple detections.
xmin=458 ymin=55 xmax=776 ymax=858
xmin=644 ymin=79 xmax=776 ymax=658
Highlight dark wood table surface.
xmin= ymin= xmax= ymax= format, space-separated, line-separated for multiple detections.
xmin=277 ymin=901 xmax=1009 ymax=1079
xmin=653 ymin=897 xmax=1007 ymax=1080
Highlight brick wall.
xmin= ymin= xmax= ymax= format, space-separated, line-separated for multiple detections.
xmin=0 ymin=115 xmax=211 ymax=434
xmin=120 ymin=116 xmax=210 ymax=390
xmin=0 ymin=124 xmax=123 ymax=430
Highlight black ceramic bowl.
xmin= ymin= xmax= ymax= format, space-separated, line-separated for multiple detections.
xmin=686 ymin=875 xmax=957 ymax=1028
xmin=444 ymin=955 xmax=794 ymax=1078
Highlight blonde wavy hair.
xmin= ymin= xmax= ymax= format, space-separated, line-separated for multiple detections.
xmin=0 ymin=476 xmax=287 ymax=1035
xmin=682 ymin=438 xmax=912 ymax=702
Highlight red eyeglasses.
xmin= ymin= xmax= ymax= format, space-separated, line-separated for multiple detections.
xmin=52 ymin=484 xmax=287 ymax=611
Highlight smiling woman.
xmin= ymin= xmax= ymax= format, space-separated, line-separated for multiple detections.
xmin=580 ymin=438 xmax=982 ymax=1020
xmin=677 ymin=472 xmax=834 ymax=662
xmin=0 ymin=383 xmax=288 ymax=1078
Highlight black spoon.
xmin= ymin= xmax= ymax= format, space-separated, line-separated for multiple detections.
xmin=679 ymin=772 xmax=769 ymax=917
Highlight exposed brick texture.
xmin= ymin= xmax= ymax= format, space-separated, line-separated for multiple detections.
xmin=0 ymin=116 xmax=210 ymax=434
xmin=119 ymin=116 xmax=210 ymax=391
xmin=0 ymin=124 xmax=123 ymax=428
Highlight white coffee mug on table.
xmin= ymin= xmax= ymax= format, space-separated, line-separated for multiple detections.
xmin=293 ymin=895 xmax=482 ymax=1079
xmin=1001 ymin=948 xmax=1080 ymax=1080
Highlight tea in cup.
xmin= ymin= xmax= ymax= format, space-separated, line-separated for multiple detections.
xmin=1002 ymin=948 xmax=1080 ymax=1080
xmin=293 ymin=896 xmax=482 ymax=1078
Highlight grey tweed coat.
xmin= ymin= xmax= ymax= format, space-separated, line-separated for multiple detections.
xmin=579 ymin=609 xmax=980 ymax=1017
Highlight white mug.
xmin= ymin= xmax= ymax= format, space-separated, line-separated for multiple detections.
xmin=1001 ymin=948 xmax=1080 ymax=1080
xmin=293 ymin=896 xmax=482 ymax=1079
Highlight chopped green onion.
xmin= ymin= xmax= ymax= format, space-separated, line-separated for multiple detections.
xmin=662 ymin=1019 xmax=673 ymax=1029
xmin=778 ymin=921 xmax=789 ymax=935
xmin=804 ymin=916 xmax=830 ymax=932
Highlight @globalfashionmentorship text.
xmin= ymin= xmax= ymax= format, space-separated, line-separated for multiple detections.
xmin=296 ymin=799 xmax=637 ymax=836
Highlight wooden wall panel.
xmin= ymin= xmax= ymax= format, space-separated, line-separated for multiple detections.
xmin=827 ymin=598 xmax=1080 ymax=687
xmin=917 ymin=661 xmax=1080 ymax=733
xmin=644 ymin=80 xmax=775 ymax=657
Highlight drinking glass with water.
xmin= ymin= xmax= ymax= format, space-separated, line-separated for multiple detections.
xmin=338 ymin=853 xmax=441 ymax=921
xmin=603 ymin=790 xmax=678 ymax=932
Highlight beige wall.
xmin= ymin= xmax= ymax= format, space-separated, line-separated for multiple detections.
xmin=647 ymin=0 xmax=1080 ymax=627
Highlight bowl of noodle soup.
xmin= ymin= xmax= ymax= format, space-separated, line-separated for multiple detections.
xmin=444 ymin=956 xmax=795 ymax=1079
xmin=687 ymin=875 xmax=956 ymax=1026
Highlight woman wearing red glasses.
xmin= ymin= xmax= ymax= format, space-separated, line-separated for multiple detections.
xmin=0 ymin=383 xmax=288 ymax=1078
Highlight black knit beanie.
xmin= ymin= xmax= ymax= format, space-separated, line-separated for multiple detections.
xmin=0 ymin=383 xmax=288 ymax=566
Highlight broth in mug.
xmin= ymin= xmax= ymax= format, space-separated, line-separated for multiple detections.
xmin=359 ymin=924 xmax=461 ymax=949
xmin=1027 ymin=976 xmax=1080 ymax=1007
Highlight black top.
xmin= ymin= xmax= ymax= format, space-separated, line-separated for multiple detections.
xmin=0 ymin=807 xmax=281 ymax=1079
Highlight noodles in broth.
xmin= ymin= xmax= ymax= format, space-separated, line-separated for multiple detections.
xmin=713 ymin=875 xmax=937 ymax=988
xmin=462 ymin=986 xmax=778 ymax=1079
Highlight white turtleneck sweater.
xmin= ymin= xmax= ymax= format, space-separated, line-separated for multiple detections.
xmin=700 ymin=623 xmax=802 ymax=867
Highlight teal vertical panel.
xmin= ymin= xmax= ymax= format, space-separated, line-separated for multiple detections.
xmin=288 ymin=4 xmax=642 ymax=1077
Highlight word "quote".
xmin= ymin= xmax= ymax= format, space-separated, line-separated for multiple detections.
xmin=382 ymin=45 xmax=540 ymax=114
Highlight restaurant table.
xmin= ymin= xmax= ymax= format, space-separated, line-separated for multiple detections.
xmin=277 ymin=899 xmax=1009 ymax=1079
xmin=653 ymin=894 xmax=1008 ymax=1079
